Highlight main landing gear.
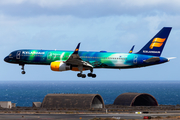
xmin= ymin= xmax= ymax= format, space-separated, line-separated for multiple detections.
xmin=77 ymin=68 xmax=96 ymax=78
xmin=77 ymin=73 xmax=96 ymax=78
xmin=20 ymin=64 xmax=26 ymax=74
xmin=87 ymin=73 xmax=96 ymax=78
xmin=77 ymin=73 xmax=86 ymax=78
xmin=88 ymin=68 xmax=96 ymax=78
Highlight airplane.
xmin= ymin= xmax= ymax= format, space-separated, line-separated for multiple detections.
xmin=4 ymin=27 xmax=175 ymax=78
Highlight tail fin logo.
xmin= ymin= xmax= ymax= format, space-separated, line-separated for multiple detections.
xmin=149 ymin=38 xmax=166 ymax=49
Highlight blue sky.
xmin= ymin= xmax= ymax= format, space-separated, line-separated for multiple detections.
xmin=0 ymin=0 xmax=179 ymax=81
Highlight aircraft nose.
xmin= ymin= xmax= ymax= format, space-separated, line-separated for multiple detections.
xmin=4 ymin=56 xmax=9 ymax=62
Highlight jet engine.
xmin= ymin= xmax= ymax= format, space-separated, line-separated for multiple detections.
xmin=50 ymin=61 xmax=71 ymax=71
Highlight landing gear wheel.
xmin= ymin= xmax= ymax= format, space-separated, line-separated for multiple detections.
xmin=77 ymin=73 xmax=82 ymax=77
xmin=21 ymin=71 xmax=26 ymax=74
xmin=92 ymin=74 xmax=96 ymax=78
xmin=77 ymin=73 xmax=86 ymax=78
xmin=88 ymin=73 xmax=92 ymax=77
xmin=88 ymin=73 xmax=96 ymax=78
xmin=81 ymin=74 xmax=86 ymax=78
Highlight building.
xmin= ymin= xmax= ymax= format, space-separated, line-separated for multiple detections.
xmin=0 ymin=101 xmax=12 ymax=108
xmin=32 ymin=102 xmax=42 ymax=107
xmin=41 ymin=94 xmax=105 ymax=109
xmin=12 ymin=103 xmax=16 ymax=107
xmin=113 ymin=93 xmax=158 ymax=106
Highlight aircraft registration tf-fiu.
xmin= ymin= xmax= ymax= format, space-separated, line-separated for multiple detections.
xmin=4 ymin=27 xmax=175 ymax=78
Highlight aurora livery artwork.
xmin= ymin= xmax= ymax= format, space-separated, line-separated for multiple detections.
xmin=4 ymin=27 xmax=175 ymax=78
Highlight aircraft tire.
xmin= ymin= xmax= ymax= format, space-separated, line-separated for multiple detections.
xmin=77 ymin=73 xmax=82 ymax=77
xmin=92 ymin=74 xmax=96 ymax=78
xmin=88 ymin=73 xmax=92 ymax=77
xmin=21 ymin=71 xmax=26 ymax=74
xmin=82 ymin=74 xmax=86 ymax=78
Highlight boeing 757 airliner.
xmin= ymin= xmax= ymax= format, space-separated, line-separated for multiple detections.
xmin=4 ymin=27 xmax=175 ymax=78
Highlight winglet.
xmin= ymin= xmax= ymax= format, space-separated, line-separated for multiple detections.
xmin=129 ymin=45 xmax=135 ymax=53
xmin=73 ymin=43 xmax=81 ymax=54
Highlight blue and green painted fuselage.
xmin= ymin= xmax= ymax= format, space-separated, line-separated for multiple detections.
xmin=4 ymin=27 xmax=173 ymax=77
xmin=5 ymin=49 xmax=168 ymax=69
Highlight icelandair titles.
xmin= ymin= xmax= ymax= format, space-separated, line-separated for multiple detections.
xmin=143 ymin=50 xmax=160 ymax=54
xmin=22 ymin=51 xmax=45 ymax=54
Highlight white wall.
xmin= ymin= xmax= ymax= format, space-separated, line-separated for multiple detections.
xmin=0 ymin=101 xmax=12 ymax=108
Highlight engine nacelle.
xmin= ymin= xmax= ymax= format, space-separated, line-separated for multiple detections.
xmin=51 ymin=61 xmax=71 ymax=71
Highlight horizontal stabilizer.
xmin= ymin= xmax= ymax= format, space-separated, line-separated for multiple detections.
xmin=167 ymin=57 xmax=176 ymax=61
xmin=167 ymin=57 xmax=176 ymax=60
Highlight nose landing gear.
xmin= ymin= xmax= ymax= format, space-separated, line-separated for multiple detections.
xmin=20 ymin=64 xmax=26 ymax=74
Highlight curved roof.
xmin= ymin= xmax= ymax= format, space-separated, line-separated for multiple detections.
xmin=113 ymin=93 xmax=158 ymax=106
xmin=41 ymin=94 xmax=105 ymax=109
xmin=32 ymin=102 xmax=41 ymax=108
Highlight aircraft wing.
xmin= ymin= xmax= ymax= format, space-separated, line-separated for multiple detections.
xmin=65 ymin=43 xmax=93 ymax=68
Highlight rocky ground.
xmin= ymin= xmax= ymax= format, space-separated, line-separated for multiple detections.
xmin=0 ymin=105 xmax=180 ymax=114
xmin=1 ymin=105 xmax=180 ymax=119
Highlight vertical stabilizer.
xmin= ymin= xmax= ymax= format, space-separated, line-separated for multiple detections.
xmin=136 ymin=27 xmax=172 ymax=56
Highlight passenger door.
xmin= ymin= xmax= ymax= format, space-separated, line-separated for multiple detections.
xmin=47 ymin=52 xmax=52 ymax=60
xmin=16 ymin=51 xmax=21 ymax=59
xmin=133 ymin=56 xmax=138 ymax=64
